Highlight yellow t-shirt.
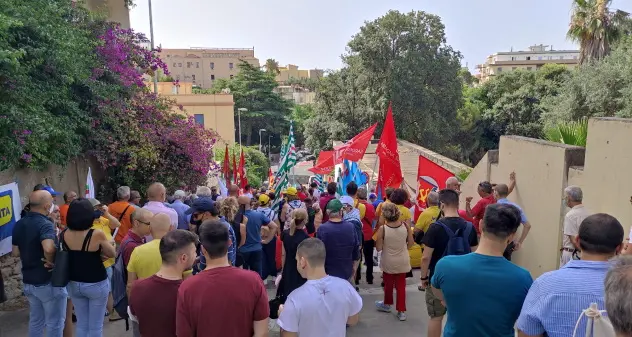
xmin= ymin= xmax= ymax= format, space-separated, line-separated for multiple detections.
xmin=396 ymin=205 xmax=412 ymax=223
xmin=127 ymin=239 xmax=193 ymax=279
xmin=91 ymin=217 xmax=115 ymax=268
xmin=415 ymin=206 xmax=441 ymax=233
xmin=353 ymin=198 xmax=366 ymax=220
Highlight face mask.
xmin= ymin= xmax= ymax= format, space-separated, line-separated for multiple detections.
xmin=93 ymin=210 xmax=103 ymax=219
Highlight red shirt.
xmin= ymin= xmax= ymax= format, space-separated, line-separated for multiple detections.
xmin=359 ymin=200 xmax=376 ymax=241
xmin=121 ymin=231 xmax=144 ymax=266
xmin=471 ymin=195 xmax=495 ymax=233
xmin=319 ymin=194 xmax=336 ymax=222
xmin=129 ymin=275 xmax=182 ymax=337
xmin=298 ymin=192 xmax=308 ymax=201
xmin=176 ymin=266 xmax=269 ymax=337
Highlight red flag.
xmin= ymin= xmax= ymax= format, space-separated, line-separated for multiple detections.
xmin=309 ymin=151 xmax=335 ymax=175
xmin=376 ymin=102 xmax=403 ymax=191
xmin=415 ymin=155 xmax=454 ymax=219
xmin=239 ymin=149 xmax=248 ymax=189
xmin=223 ymin=145 xmax=231 ymax=186
xmin=340 ymin=123 xmax=377 ymax=162
xmin=232 ymin=151 xmax=237 ymax=185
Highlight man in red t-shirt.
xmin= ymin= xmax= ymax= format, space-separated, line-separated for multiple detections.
xmin=176 ymin=219 xmax=269 ymax=337
xmin=465 ymin=172 xmax=516 ymax=233
xmin=129 ymin=230 xmax=197 ymax=337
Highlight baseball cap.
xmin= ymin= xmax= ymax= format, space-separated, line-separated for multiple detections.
xmin=259 ymin=194 xmax=271 ymax=205
xmin=339 ymin=196 xmax=354 ymax=206
xmin=88 ymin=198 xmax=102 ymax=207
xmin=43 ymin=186 xmax=61 ymax=196
xmin=369 ymin=193 xmax=377 ymax=199
xmin=185 ymin=198 xmax=216 ymax=215
xmin=284 ymin=187 xmax=298 ymax=196
xmin=326 ymin=199 xmax=343 ymax=212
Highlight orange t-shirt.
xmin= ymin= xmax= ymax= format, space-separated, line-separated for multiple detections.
xmin=59 ymin=204 xmax=70 ymax=227
xmin=109 ymin=201 xmax=136 ymax=243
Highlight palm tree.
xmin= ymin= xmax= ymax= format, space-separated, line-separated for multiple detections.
xmin=568 ymin=0 xmax=630 ymax=64
xmin=264 ymin=59 xmax=280 ymax=75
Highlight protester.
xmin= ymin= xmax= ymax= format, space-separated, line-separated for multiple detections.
xmin=277 ymin=238 xmax=362 ymax=337
xmin=243 ymin=184 xmax=254 ymax=199
xmin=445 ymin=177 xmax=461 ymax=194
xmin=560 ymin=185 xmax=591 ymax=267
xmin=195 ymin=186 xmax=213 ymax=199
xmin=432 ymin=203 xmax=532 ymax=337
xmin=317 ymin=199 xmax=360 ymax=280
xmin=374 ymin=187 xmax=396 ymax=232
xmin=63 ymin=198 xmax=117 ymax=336
xmin=517 ymin=213 xmax=624 ymax=337
xmin=176 ymin=220 xmax=269 ymax=337
xmin=129 ymin=229 xmax=198 ymax=337
xmin=369 ymin=192 xmax=378 ymax=205
xmin=421 ymin=189 xmax=478 ymax=337
xmin=256 ymin=194 xmax=280 ymax=282
xmin=465 ymin=181 xmax=494 ymax=233
xmin=281 ymin=187 xmax=306 ymax=230
xmin=494 ymin=183 xmax=531 ymax=260
xmin=415 ymin=191 xmax=440 ymax=236
xmin=130 ymin=190 xmax=142 ymax=207
xmin=239 ymin=195 xmax=277 ymax=277
xmin=210 ymin=186 xmax=220 ymax=201
xmin=220 ymin=196 xmax=247 ymax=248
xmin=59 ymin=191 xmax=77 ymax=227
xmin=340 ymin=195 xmax=363 ymax=287
xmin=170 ymin=190 xmax=191 ymax=230
xmin=303 ymin=197 xmax=318 ymax=236
xmin=108 ymin=186 xmax=136 ymax=245
xmin=12 ymin=190 xmax=66 ymax=337
xmin=228 ymin=184 xmax=239 ymax=198
xmin=605 ymin=255 xmax=632 ymax=337
xmin=279 ymin=208 xmax=310 ymax=298
xmin=186 ymin=198 xmax=237 ymax=267
xmin=375 ymin=203 xmax=414 ymax=321
xmin=355 ymin=187 xmax=376 ymax=285
xmin=319 ymin=182 xmax=338 ymax=223
xmin=310 ymin=182 xmax=321 ymax=200
xmin=143 ymin=183 xmax=178 ymax=232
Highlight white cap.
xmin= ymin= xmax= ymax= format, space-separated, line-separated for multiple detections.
xmin=339 ymin=196 xmax=354 ymax=206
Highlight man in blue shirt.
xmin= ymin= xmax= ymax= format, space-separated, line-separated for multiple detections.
xmin=494 ymin=183 xmax=532 ymax=260
xmin=240 ymin=196 xmax=278 ymax=278
xmin=517 ymin=213 xmax=625 ymax=337
xmin=186 ymin=198 xmax=236 ymax=267
xmin=12 ymin=190 xmax=67 ymax=337
xmin=170 ymin=190 xmax=191 ymax=230
xmin=431 ymin=203 xmax=533 ymax=337
xmin=316 ymin=199 xmax=360 ymax=280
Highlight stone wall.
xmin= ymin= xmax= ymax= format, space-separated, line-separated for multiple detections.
xmin=0 ymin=254 xmax=24 ymax=310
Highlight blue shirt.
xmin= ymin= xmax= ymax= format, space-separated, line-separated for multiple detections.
xmin=198 ymin=219 xmax=236 ymax=270
xmin=12 ymin=212 xmax=58 ymax=285
xmin=316 ymin=220 xmax=360 ymax=280
xmin=496 ymin=198 xmax=528 ymax=223
xmin=170 ymin=200 xmax=191 ymax=230
xmin=516 ymin=260 xmax=610 ymax=337
xmin=240 ymin=210 xmax=271 ymax=253
xmin=432 ymin=253 xmax=533 ymax=337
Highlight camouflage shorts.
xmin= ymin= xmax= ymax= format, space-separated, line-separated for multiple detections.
xmin=425 ymin=287 xmax=447 ymax=318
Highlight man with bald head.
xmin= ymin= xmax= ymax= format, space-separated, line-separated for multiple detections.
xmin=228 ymin=184 xmax=240 ymax=198
xmin=494 ymin=183 xmax=531 ymax=260
xmin=120 ymin=208 xmax=153 ymax=270
xmin=142 ymin=182 xmax=178 ymax=236
xmin=13 ymin=190 xmax=67 ymax=336
xmin=127 ymin=213 xmax=185 ymax=296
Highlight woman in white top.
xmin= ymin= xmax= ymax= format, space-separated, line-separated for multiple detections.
xmin=374 ymin=202 xmax=414 ymax=321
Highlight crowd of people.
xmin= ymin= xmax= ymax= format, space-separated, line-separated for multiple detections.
xmin=8 ymin=176 xmax=632 ymax=337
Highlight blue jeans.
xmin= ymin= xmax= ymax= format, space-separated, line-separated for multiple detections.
xmin=241 ymin=250 xmax=263 ymax=278
xmin=67 ymin=279 xmax=109 ymax=337
xmin=23 ymin=283 xmax=67 ymax=337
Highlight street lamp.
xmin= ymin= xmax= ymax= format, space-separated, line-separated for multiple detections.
xmin=237 ymin=108 xmax=248 ymax=149
xmin=259 ymin=129 xmax=267 ymax=153
xmin=148 ymin=0 xmax=158 ymax=94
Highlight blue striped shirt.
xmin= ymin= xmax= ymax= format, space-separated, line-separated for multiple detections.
xmin=516 ymin=260 xmax=610 ymax=337
xmin=496 ymin=198 xmax=528 ymax=223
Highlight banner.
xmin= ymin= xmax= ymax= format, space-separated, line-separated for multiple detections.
xmin=417 ymin=155 xmax=454 ymax=204
xmin=308 ymin=151 xmax=335 ymax=175
xmin=0 ymin=183 xmax=21 ymax=256
xmin=85 ymin=167 xmax=95 ymax=199
xmin=376 ymin=102 xmax=403 ymax=190
xmin=337 ymin=123 xmax=377 ymax=163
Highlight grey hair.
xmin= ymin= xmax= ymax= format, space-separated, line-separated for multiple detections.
xmin=427 ymin=191 xmax=440 ymax=206
xmin=446 ymin=176 xmax=459 ymax=186
xmin=173 ymin=190 xmax=186 ymax=199
xmin=117 ymin=186 xmax=131 ymax=200
xmin=605 ymin=255 xmax=632 ymax=335
xmin=196 ymin=186 xmax=213 ymax=197
xmin=564 ymin=185 xmax=583 ymax=203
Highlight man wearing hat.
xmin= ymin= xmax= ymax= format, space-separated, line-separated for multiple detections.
xmin=186 ymin=198 xmax=236 ymax=269
xmin=316 ymin=199 xmax=360 ymax=281
xmin=280 ymin=187 xmax=306 ymax=231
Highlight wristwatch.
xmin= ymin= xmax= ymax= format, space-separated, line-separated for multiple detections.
xmin=420 ymin=276 xmax=429 ymax=281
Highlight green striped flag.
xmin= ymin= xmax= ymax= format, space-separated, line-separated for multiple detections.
xmin=272 ymin=121 xmax=297 ymax=211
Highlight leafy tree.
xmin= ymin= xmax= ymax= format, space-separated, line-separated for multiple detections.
xmin=285 ymin=76 xmax=319 ymax=91
xmin=291 ymin=104 xmax=315 ymax=147
xmin=544 ymin=118 xmax=588 ymax=147
xmin=210 ymin=61 xmax=293 ymax=147
xmin=264 ymin=58 xmax=280 ymax=75
xmin=568 ymin=0 xmax=630 ymax=64
xmin=214 ymin=145 xmax=270 ymax=188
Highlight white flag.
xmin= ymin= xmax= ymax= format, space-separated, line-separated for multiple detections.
xmin=85 ymin=167 xmax=95 ymax=199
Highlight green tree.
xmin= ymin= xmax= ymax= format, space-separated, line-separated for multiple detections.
xmin=264 ymin=58 xmax=280 ymax=75
xmin=285 ymin=76 xmax=320 ymax=91
xmin=568 ymin=0 xmax=630 ymax=64
xmin=214 ymin=145 xmax=269 ymax=188
xmin=291 ymin=104 xmax=315 ymax=147
xmin=210 ymin=61 xmax=293 ymax=146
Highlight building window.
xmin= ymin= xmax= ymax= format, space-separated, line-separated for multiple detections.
xmin=194 ymin=114 xmax=204 ymax=126
xmin=211 ymin=74 xmax=215 ymax=80
xmin=527 ymin=67 xmax=533 ymax=71
xmin=497 ymin=67 xmax=502 ymax=72
xmin=511 ymin=57 xmax=515 ymax=61
xmin=230 ymin=74 xmax=234 ymax=79
xmin=526 ymin=56 xmax=531 ymax=61
xmin=172 ymin=85 xmax=179 ymax=94
xmin=229 ymin=62 xmax=234 ymax=70
xmin=178 ymin=63 xmax=182 ymax=67
xmin=210 ymin=62 xmax=215 ymax=69
xmin=192 ymin=74 xmax=196 ymax=83
xmin=196 ymin=62 xmax=199 ymax=68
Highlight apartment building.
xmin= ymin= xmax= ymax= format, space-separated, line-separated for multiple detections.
xmin=476 ymin=44 xmax=579 ymax=82
xmin=276 ymin=64 xmax=323 ymax=84
xmin=159 ymin=48 xmax=260 ymax=88
xmin=274 ymin=85 xmax=316 ymax=105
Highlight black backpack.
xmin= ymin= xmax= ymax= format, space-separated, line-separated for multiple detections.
xmin=111 ymin=238 xmax=134 ymax=330
xmin=437 ymin=220 xmax=473 ymax=257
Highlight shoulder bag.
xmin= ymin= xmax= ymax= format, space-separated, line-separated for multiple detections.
xmin=50 ymin=230 xmax=70 ymax=287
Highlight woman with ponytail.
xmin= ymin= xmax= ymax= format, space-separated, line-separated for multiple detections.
xmin=279 ymin=208 xmax=310 ymax=298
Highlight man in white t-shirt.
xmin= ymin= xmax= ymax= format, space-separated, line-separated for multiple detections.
xmin=277 ymin=238 xmax=362 ymax=337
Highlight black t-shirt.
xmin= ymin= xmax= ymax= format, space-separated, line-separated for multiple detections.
xmin=422 ymin=216 xmax=478 ymax=278
xmin=12 ymin=212 xmax=57 ymax=285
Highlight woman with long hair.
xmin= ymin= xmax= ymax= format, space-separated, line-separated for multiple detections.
xmin=63 ymin=198 xmax=116 ymax=336
xmin=220 ymin=197 xmax=247 ymax=248
xmin=374 ymin=202 xmax=414 ymax=321
xmin=279 ymin=208 xmax=310 ymax=298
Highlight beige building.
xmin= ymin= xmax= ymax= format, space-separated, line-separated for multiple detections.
xmin=154 ymin=82 xmax=236 ymax=145
xmin=84 ymin=0 xmax=131 ymax=29
xmin=476 ymin=44 xmax=579 ymax=82
xmin=274 ymin=85 xmax=316 ymax=105
xmin=159 ymin=48 xmax=260 ymax=89
xmin=276 ymin=64 xmax=323 ymax=84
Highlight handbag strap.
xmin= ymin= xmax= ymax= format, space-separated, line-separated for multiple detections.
xmin=118 ymin=205 xmax=131 ymax=222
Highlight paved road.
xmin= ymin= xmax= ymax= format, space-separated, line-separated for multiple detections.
xmin=0 ymin=270 xmax=431 ymax=337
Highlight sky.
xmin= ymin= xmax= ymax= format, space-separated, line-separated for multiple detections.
xmin=130 ymin=0 xmax=632 ymax=73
